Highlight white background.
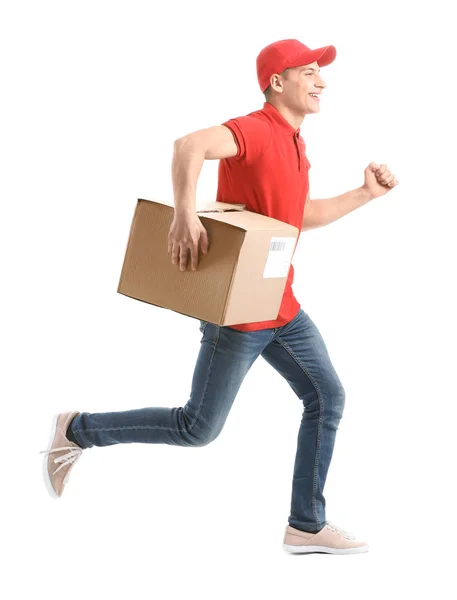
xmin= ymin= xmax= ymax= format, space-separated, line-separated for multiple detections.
xmin=2 ymin=0 xmax=456 ymax=598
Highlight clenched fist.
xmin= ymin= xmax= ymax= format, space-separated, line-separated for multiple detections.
xmin=363 ymin=162 xmax=399 ymax=199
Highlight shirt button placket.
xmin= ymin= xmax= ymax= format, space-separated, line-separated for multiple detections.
xmin=293 ymin=133 xmax=302 ymax=172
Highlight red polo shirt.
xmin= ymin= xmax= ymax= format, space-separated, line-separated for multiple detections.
xmin=216 ymin=101 xmax=310 ymax=332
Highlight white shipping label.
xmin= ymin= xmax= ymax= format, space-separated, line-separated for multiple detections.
xmin=263 ymin=236 xmax=297 ymax=278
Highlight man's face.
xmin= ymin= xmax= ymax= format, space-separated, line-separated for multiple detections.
xmin=280 ymin=61 xmax=327 ymax=113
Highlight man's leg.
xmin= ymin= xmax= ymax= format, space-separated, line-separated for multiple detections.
xmin=260 ymin=308 xmax=346 ymax=533
xmin=68 ymin=320 xmax=274 ymax=449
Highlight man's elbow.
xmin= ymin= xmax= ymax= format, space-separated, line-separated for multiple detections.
xmin=172 ymin=136 xmax=206 ymax=165
xmin=174 ymin=126 xmax=238 ymax=160
xmin=174 ymin=136 xmax=194 ymax=151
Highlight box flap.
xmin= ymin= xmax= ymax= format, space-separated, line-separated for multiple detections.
xmin=196 ymin=201 xmax=245 ymax=213
xmin=137 ymin=198 xmax=245 ymax=213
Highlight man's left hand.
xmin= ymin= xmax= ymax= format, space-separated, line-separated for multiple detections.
xmin=363 ymin=162 xmax=399 ymax=199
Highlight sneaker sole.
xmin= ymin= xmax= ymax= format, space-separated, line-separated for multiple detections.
xmin=42 ymin=413 xmax=60 ymax=500
xmin=283 ymin=543 xmax=369 ymax=554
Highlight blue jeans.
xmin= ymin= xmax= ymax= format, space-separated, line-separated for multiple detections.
xmin=70 ymin=308 xmax=345 ymax=533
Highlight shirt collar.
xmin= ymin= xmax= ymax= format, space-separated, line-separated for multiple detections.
xmin=262 ymin=101 xmax=301 ymax=137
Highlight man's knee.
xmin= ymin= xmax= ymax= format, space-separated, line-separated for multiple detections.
xmin=329 ymin=382 xmax=346 ymax=422
xmin=184 ymin=419 xmax=222 ymax=447
xmin=189 ymin=430 xmax=220 ymax=447
xmin=180 ymin=406 xmax=222 ymax=446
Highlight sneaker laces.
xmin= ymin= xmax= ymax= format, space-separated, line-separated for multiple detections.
xmin=325 ymin=520 xmax=356 ymax=540
xmin=40 ymin=445 xmax=83 ymax=484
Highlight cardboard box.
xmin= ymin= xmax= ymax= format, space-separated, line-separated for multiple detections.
xmin=117 ymin=198 xmax=299 ymax=326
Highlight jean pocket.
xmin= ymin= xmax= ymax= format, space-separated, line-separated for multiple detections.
xmin=199 ymin=320 xmax=208 ymax=334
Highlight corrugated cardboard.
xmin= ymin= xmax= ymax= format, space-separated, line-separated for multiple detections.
xmin=117 ymin=198 xmax=299 ymax=326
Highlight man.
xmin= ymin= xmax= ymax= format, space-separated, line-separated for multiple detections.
xmin=40 ymin=39 xmax=398 ymax=555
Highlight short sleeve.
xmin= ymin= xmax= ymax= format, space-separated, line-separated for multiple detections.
xmin=221 ymin=115 xmax=271 ymax=165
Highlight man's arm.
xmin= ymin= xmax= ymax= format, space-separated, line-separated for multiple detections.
xmin=172 ymin=126 xmax=238 ymax=216
xmin=169 ymin=126 xmax=239 ymax=271
xmin=301 ymin=186 xmax=374 ymax=231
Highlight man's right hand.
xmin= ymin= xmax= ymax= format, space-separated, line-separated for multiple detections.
xmin=167 ymin=213 xmax=209 ymax=272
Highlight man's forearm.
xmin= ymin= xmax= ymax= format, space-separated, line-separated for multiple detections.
xmin=302 ymin=186 xmax=374 ymax=231
xmin=171 ymin=138 xmax=205 ymax=216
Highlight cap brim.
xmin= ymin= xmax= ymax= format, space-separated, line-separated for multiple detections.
xmin=313 ymin=45 xmax=337 ymax=67
xmin=289 ymin=45 xmax=337 ymax=69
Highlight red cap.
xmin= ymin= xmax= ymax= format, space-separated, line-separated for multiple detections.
xmin=256 ymin=39 xmax=337 ymax=93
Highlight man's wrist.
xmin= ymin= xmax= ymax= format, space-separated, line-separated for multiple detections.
xmin=359 ymin=185 xmax=375 ymax=203
xmin=174 ymin=206 xmax=196 ymax=218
